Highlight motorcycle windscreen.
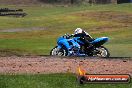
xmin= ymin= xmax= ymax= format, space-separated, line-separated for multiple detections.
xmin=90 ymin=37 xmax=109 ymax=46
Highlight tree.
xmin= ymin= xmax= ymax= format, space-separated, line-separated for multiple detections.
xmin=71 ymin=0 xmax=74 ymax=4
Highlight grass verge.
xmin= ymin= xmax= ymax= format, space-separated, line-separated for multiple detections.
xmin=0 ymin=3 xmax=131 ymax=57
xmin=0 ymin=74 xmax=132 ymax=88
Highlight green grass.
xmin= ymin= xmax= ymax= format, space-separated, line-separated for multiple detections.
xmin=0 ymin=4 xmax=132 ymax=29
xmin=0 ymin=3 xmax=132 ymax=57
xmin=0 ymin=74 xmax=131 ymax=88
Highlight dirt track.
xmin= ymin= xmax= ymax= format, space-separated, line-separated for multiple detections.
xmin=0 ymin=56 xmax=132 ymax=76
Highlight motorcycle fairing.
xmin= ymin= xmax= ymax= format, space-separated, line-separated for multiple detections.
xmin=90 ymin=37 xmax=109 ymax=46
xmin=57 ymin=36 xmax=80 ymax=51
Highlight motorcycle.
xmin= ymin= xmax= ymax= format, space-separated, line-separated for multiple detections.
xmin=50 ymin=33 xmax=110 ymax=57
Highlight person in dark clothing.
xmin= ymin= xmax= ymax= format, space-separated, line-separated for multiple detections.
xmin=73 ymin=28 xmax=93 ymax=45
xmin=73 ymin=28 xmax=94 ymax=53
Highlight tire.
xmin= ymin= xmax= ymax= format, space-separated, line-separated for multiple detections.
xmin=96 ymin=46 xmax=110 ymax=57
xmin=50 ymin=46 xmax=68 ymax=56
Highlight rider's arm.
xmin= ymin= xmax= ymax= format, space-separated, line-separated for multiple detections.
xmin=83 ymin=31 xmax=93 ymax=39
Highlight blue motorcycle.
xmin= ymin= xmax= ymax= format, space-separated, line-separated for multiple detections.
xmin=50 ymin=33 xmax=110 ymax=57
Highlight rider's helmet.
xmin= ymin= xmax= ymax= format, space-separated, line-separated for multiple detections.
xmin=74 ymin=28 xmax=83 ymax=34
xmin=74 ymin=28 xmax=92 ymax=38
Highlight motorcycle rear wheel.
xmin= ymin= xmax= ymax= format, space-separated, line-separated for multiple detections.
xmin=96 ymin=46 xmax=110 ymax=57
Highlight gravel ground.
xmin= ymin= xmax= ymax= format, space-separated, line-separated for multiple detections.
xmin=0 ymin=56 xmax=132 ymax=76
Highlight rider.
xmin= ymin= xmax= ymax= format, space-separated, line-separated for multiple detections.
xmin=73 ymin=28 xmax=93 ymax=47
xmin=64 ymin=28 xmax=93 ymax=55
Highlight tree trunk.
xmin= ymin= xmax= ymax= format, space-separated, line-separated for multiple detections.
xmin=71 ymin=0 xmax=74 ymax=4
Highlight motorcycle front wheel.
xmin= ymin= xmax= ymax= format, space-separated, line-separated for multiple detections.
xmin=50 ymin=46 xmax=68 ymax=56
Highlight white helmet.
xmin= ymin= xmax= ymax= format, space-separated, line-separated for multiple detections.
xmin=74 ymin=28 xmax=83 ymax=34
